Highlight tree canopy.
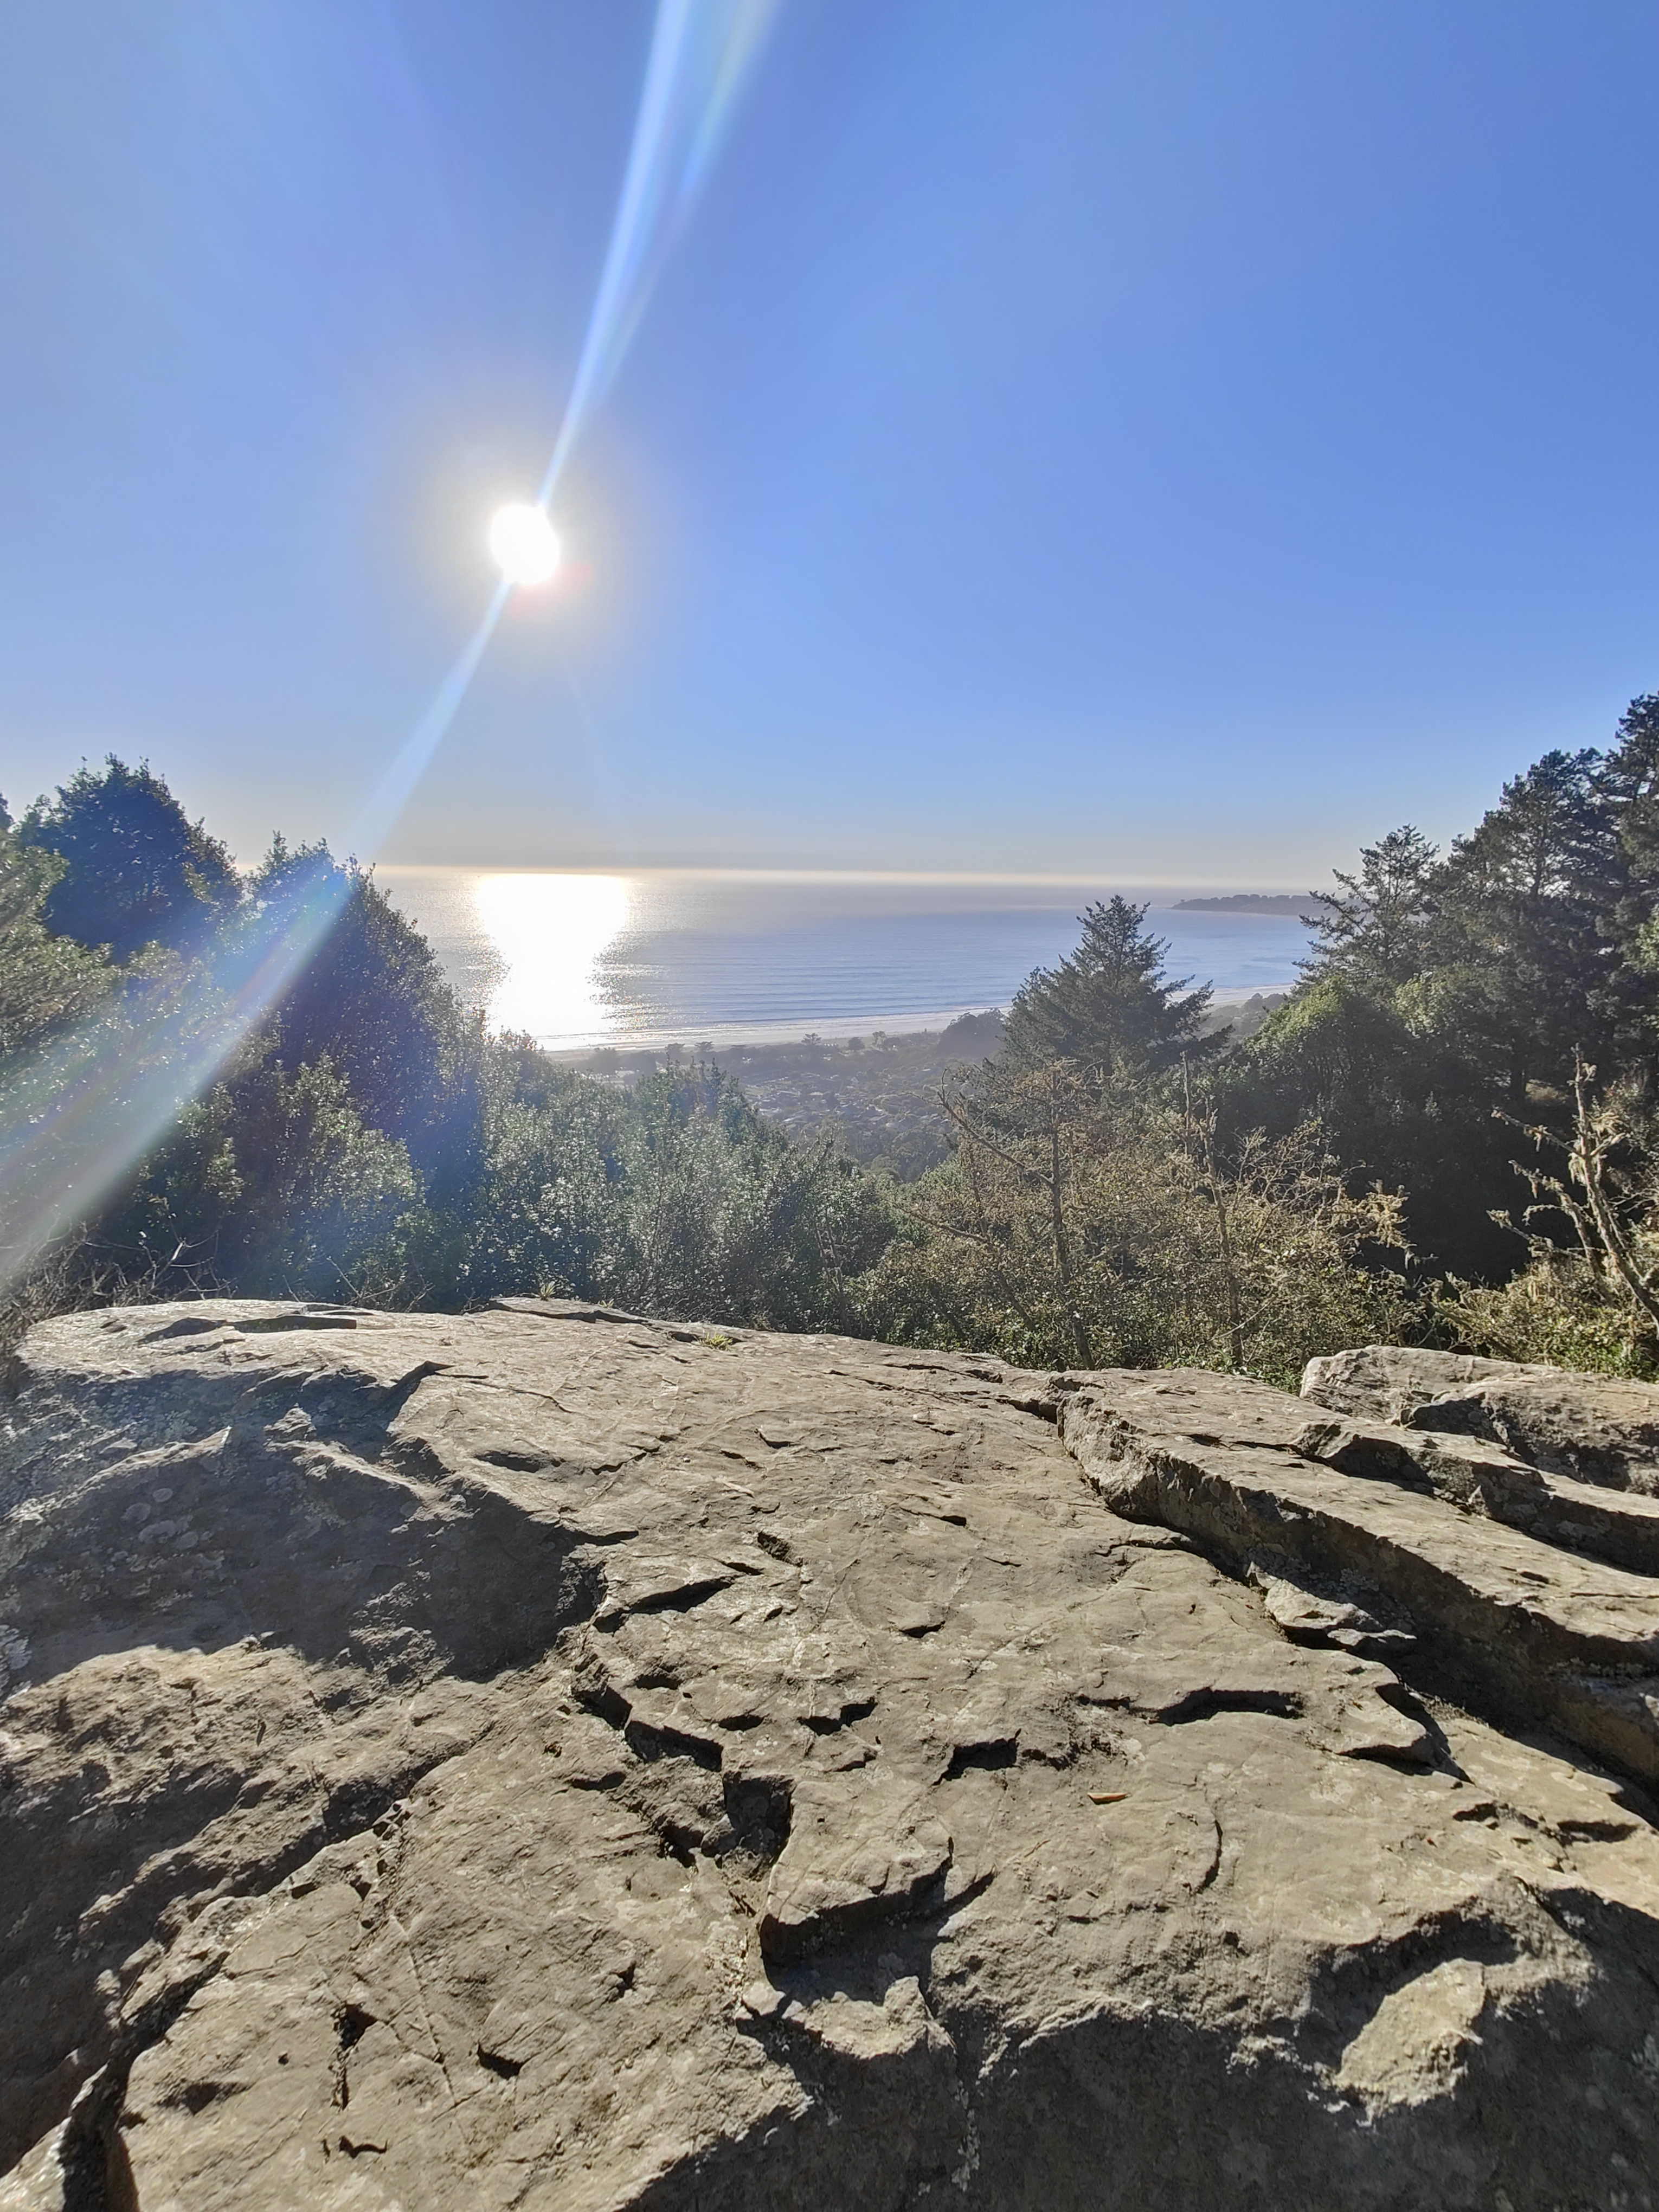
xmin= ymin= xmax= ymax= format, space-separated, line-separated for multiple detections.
xmin=1001 ymin=895 xmax=1216 ymax=1080
xmin=16 ymin=705 xmax=1659 ymax=1383
xmin=17 ymin=757 xmax=239 ymax=961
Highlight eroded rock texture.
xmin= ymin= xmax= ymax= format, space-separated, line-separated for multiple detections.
xmin=1303 ymin=1345 xmax=1659 ymax=1496
xmin=2 ymin=1303 xmax=1658 ymax=2210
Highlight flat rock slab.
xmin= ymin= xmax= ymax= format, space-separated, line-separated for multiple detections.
xmin=2 ymin=1304 xmax=1659 ymax=2209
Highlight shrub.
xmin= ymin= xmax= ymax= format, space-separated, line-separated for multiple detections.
xmin=855 ymin=1063 xmax=1419 ymax=1386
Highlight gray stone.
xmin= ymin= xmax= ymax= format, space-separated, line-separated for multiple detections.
xmin=1 ymin=1302 xmax=1658 ymax=2208
xmin=1300 ymin=1345 xmax=1540 ymax=1427
xmin=1059 ymin=1365 xmax=1659 ymax=1783
xmin=1295 ymin=1411 xmax=1659 ymax=1577
xmin=1304 ymin=1343 xmax=1659 ymax=1493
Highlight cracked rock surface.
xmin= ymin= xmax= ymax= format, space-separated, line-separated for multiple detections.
xmin=3 ymin=1302 xmax=1659 ymax=2209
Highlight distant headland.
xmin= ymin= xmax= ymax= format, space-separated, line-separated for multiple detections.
xmin=1173 ymin=892 xmax=1334 ymax=918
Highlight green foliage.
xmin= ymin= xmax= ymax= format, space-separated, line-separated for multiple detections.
xmin=17 ymin=757 xmax=239 ymax=960
xmin=1223 ymin=737 xmax=1659 ymax=1281
xmin=0 ymin=811 xmax=113 ymax=1061
xmin=1596 ymin=693 xmax=1659 ymax=1059
xmin=18 ymin=706 xmax=1659 ymax=1390
xmin=432 ymin=1058 xmax=892 ymax=1329
xmin=594 ymin=1065 xmax=891 ymax=1327
xmin=115 ymin=1054 xmax=419 ymax=1299
xmin=1306 ymin=825 xmax=1439 ymax=989
xmin=0 ymin=745 xmax=899 ymax=1333
xmin=1439 ymin=1055 xmax=1659 ymax=1379
xmin=1431 ymin=749 xmax=1621 ymax=1107
xmin=0 ymin=936 xmax=251 ymax=1294
xmin=248 ymin=840 xmax=483 ymax=1185
xmin=1002 ymin=895 xmax=1217 ymax=1079
xmin=1438 ymin=1255 xmax=1658 ymax=1378
xmin=857 ymin=1062 xmax=1418 ymax=1387
xmin=1221 ymin=975 xmax=1516 ymax=1280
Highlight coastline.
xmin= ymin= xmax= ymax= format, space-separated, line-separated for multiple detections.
xmin=532 ymin=981 xmax=1289 ymax=1060
xmin=376 ymin=867 xmax=1311 ymax=1055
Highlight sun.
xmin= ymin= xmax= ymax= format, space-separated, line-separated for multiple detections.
xmin=488 ymin=502 xmax=562 ymax=586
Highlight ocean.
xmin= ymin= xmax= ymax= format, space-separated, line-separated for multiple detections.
xmin=375 ymin=869 xmax=1315 ymax=1052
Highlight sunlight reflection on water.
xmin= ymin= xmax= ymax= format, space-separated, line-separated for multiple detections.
xmin=376 ymin=869 xmax=1314 ymax=1052
xmin=473 ymin=872 xmax=632 ymax=1039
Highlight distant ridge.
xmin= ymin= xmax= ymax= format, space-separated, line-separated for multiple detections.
xmin=1173 ymin=892 xmax=1333 ymax=918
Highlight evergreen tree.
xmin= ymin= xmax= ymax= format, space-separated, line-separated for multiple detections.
xmin=1220 ymin=973 xmax=1514 ymax=1280
xmin=1304 ymin=826 xmax=1439 ymax=989
xmin=1002 ymin=896 xmax=1215 ymax=1079
xmin=1596 ymin=695 xmax=1659 ymax=871
xmin=245 ymin=839 xmax=483 ymax=1193
xmin=1591 ymin=696 xmax=1659 ymax=1069
xmin=1430 ymin=749 xmax=1618 ymax=1107
xmin=0 ymin=805 xmax=112 ymax=1060
xmin=17 ymin=758 xmax=239 ymax=960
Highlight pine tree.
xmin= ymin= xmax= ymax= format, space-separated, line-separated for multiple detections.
xmin=1001 ymin=896 xmax=1215 ymax=1079
xmin=1432 ymin=749 xmax=1618 ymax=1107
xmin=1304 ymin=826 xmax=1439 ymax=989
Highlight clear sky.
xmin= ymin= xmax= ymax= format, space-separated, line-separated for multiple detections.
xmin=2 ymin=2 xmax=1656 ymax=884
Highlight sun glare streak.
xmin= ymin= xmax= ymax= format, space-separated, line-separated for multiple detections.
xmin=0 ymin=2 xmax=783 ymax=1294
xmin=364 ymin=0 xmax=780 ymax=858
xmin=538 ymin=0 xmax=780 ymax=509
xmin=355 ymin=0 xmax=781 ymax=861
xmin=0 ymin=871 xmax=355 ymax=1293
xmin=347 ymin=579 xmax=512 ymax=861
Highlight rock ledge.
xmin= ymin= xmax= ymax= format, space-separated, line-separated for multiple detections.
xmin=2 ymin=1304 xmax=1658 ymax=2210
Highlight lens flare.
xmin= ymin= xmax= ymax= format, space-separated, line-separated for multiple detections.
xmin=346 ymin=0 xmax=780 ymax=872
xmin=538 ymin=0 xmax=780 ymax=509
xmin=0 ymin=866 xmax=355 ymax=1293
xmin=488 ymin=503 xmax=562 ymax=586
xmin=0 ymin=2 xmax=785 ymax=1297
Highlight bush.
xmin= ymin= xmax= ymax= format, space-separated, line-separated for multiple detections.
xmin=1438 ymin=1254 xmax=1658 ymax=1378
xmin=0 ymin=816 xmax=113 ymax=1062
xmin=434 ymin=1057 xmax=893 ymax=1329
xmin=112 ymin=1054 xmax=419 ymax=1300
xmin=854 ymin=1063 xmax=1420 ymax=1386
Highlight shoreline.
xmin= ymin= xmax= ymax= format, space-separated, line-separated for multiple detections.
xmin=533 ymin=983 xmax=1289 ymax=1061
xmin=372 ymin=871 xmax=1309 ymax=1057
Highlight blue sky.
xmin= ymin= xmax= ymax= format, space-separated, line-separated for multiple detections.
xmin=2 ymin=1 xmax=1656 ymax=883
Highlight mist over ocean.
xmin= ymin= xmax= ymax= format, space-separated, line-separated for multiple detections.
xmin=378 ymin=869 xmax=1315 ymax=1051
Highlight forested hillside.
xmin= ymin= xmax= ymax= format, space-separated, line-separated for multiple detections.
xmin=6 ymin=696 xmax=1659 ymax=1385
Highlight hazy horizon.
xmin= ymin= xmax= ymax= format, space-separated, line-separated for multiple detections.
xmin=374 ymin=863 xmax=1327 ymax=892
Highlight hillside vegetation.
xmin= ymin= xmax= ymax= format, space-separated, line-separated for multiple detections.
xmin=7 ymin=696 xmax=1659 ymax=1385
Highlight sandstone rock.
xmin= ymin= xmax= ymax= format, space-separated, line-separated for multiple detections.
xmin=1 ymin=1302 xmax=1658 ymax=2208
xmin=1299 ymin=1346 xmax=1539 ymax=1426
xmin=1296 ymin=1411 xmax=1659 ymax=1578
xmin=1304 ymin=1343 xmax=1659 ymax=1493
xmin=1059 ymin=1365 xmax=1659 ymax=1783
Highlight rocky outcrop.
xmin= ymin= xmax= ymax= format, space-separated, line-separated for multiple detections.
xmin=1303 ymin=1343 xmax=1659 ymax=1494
xmin=2 ymin=1303 xmax=1658 ymax=2209
xmin=1059 ymin=1366 xmax=1659 ymax=1784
